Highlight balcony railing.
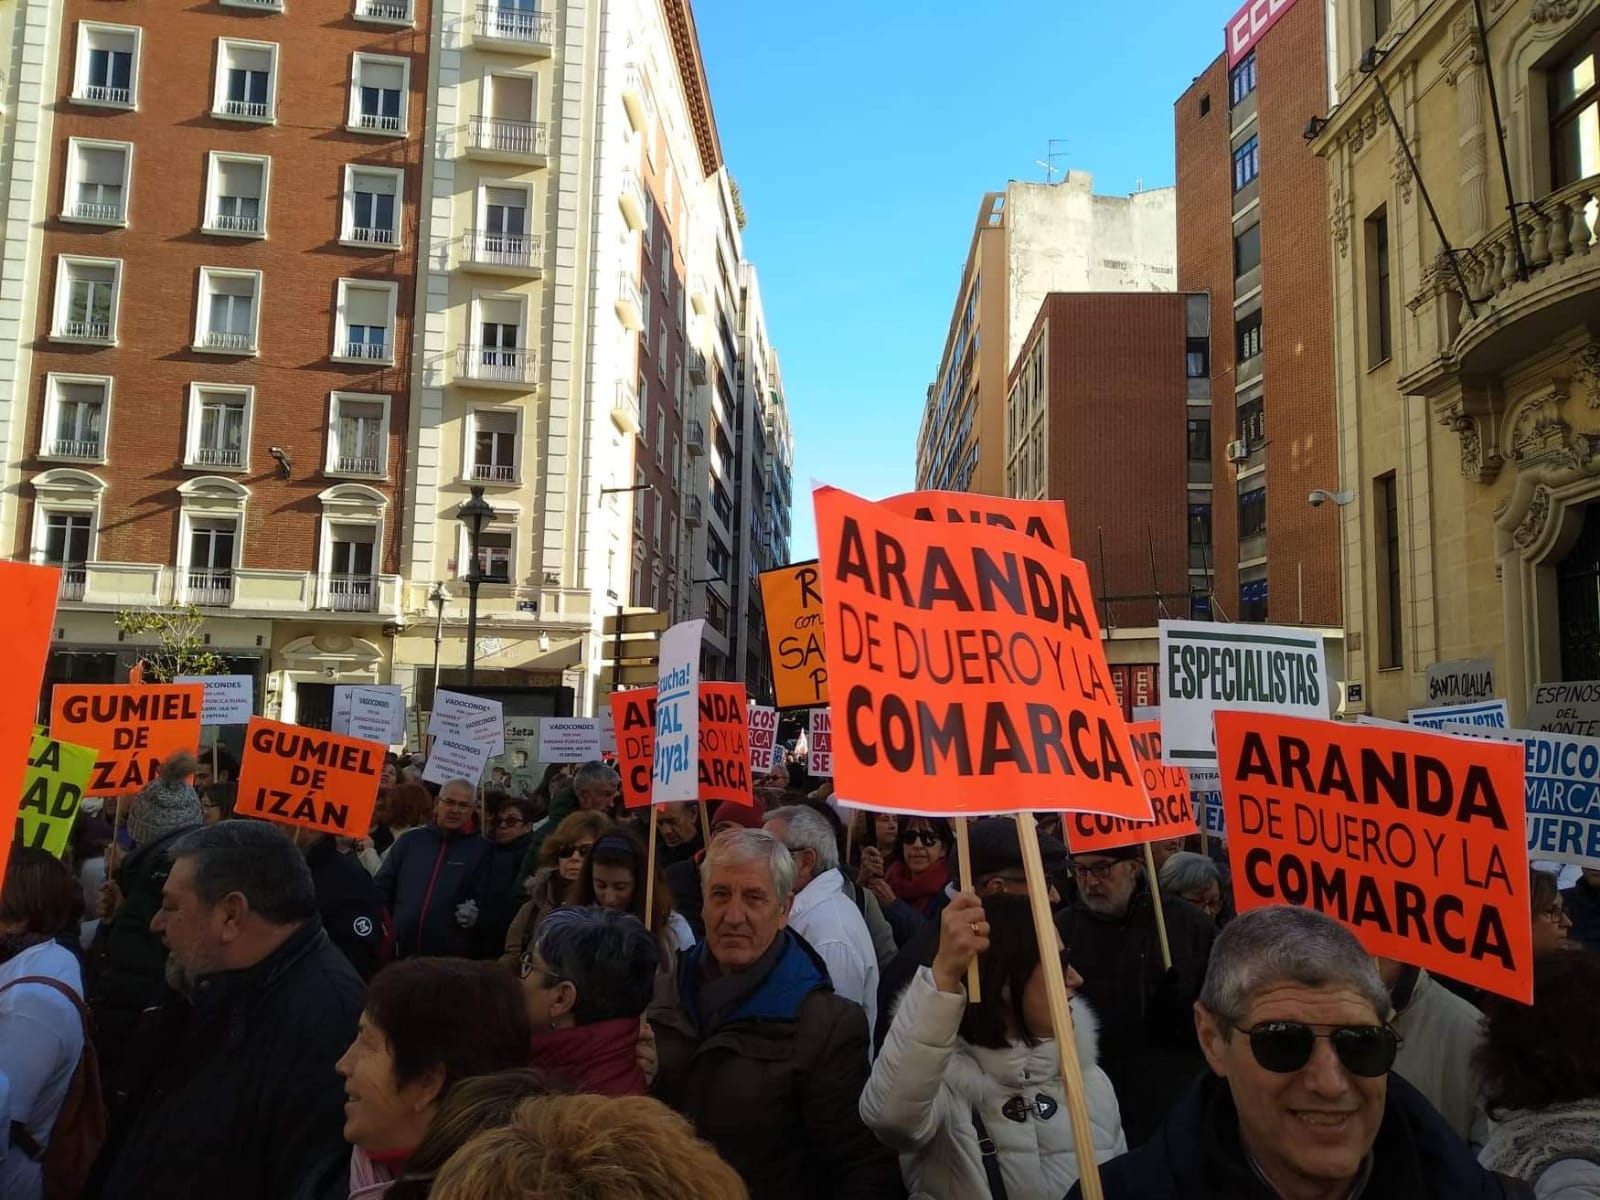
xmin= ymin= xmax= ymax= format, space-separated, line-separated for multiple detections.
xmin=203 ymin=330 xmax=254 ymax=352
xmin=194 ymin=446 xmax=243 ymax=467
xmin=58 ymin=566 xmax=87 ymax=602
xmin=355 ymin=110 xmax=404 ymax=134
xmin=71 ymin=200 xmax=122 ymax=223
xmin=1448 ymin=176 xmax=1598 ymax=311
xmin=474 ymin=5 xmax=553 ymax=44
xmin=221 ymin=99 xmax=270 ymax=120
xmin=349 ymin=224 xmax=399 ymax=247
xmin=335 ymin=453 xmax=383 ymax=474
xmin=461 ymin=228 xmax=541 ymax=271
xmin=684 ymin=494 xmax=703 ymax=526
xmin=51 ymin=437 xmax=102 ymax=459
xmin=210 ymin=211 xmax=262 ymax=234
xmin=456 ymin=345 xmax=536 ymax=386
xmin=81 ymin=84 xmax=132 ymax=106
xmin=687 ymin=347 xmax=707 ymax=383
xmin=472 ymin=462 xmax=516 ymax=483
xmin=685 ymin=419 xmax=705 ymax=455
xmin=324 ymin=573 xmax=377 ymax=612
xmin=60 ymin=320 xmax=111 ymax=342
xmin=340 ymin=339 xmax=390 ymax=361
xmin=354 ymin=0 xmax=412 ymax=20
xmin=468 ymin=116 xmax=548 ymax=157
xmin=186 ymin=570 xmax=234 ymax=607
xmin=229 ymin=0 xmax=285 ymax=7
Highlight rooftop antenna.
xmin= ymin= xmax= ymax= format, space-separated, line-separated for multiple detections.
xmin=1034 ymin=138 xmax=1068 ymax=184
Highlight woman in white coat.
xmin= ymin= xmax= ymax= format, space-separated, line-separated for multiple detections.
xmin=861 ymin=891 xmax=1126 ymax=1200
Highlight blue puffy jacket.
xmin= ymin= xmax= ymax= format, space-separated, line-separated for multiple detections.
xmin=374 ymin=826 xmax=492 ymax=958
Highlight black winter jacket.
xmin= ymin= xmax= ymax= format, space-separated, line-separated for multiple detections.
xmin=87 ymin=918 xmax=364 ymax=1200
xmin=374 ymin=824 xmax=492 ymax=958
xmin=472 ymin=829 xmax=533 ymax=959
xmin=305 ymin=835 xmax=384 ymax=979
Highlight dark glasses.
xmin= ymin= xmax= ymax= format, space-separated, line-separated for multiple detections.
xmin=1236 ymin=1021 xmax=1399 ymax=1078
xmin=556 ymin=842 xmax=593 ymax=859
xmin=900 ymin=829 xmax=940 ymax=847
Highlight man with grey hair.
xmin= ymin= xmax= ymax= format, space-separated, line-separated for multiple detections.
xmin=648 ymin=828 xmax=903 ymax=1200
xmin=1159 ymin=851 xmax=1224 ymax=920
xmin=375 ymin=777 xmax=492 ymax=957
xmin=1073 ymin=906 xmax=1525 ymax=1199
xmin=765 ymin=805 xmax=880 ymax=1031
xmin=85 ymin=821 xmax=363 ymax=1200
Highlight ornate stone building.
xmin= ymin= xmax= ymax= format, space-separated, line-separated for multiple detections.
xmin=1313 ymin=0 xmax=1598 ymax=720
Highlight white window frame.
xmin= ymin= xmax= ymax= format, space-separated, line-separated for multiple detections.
xmin=468 ymin=288 xmax=530 ymax=359
xmin=332 ymin=278 xmax=399 ymax=364
xmin=175 ymin=477 xmax=249 ymax=606
xmin=61 ymin=138 xmax=132 ymax=227
xmin=184 ymin=383 xmax=254 ymax=472
xmin=202 ymin=151 xmax=271 ymax=238
xmin=51 ymin=255 xmax=123 ymax=345
xmin=211 ymin=38 xmax=280 ymax=124
xmin=29 ymin=470 xmax=107 ymax=568
xmin=455 ymin=522 xmax=516 ymax=585
xmin=317 ymin=484 xmax=388 ymax=608
xmin=340 ymin=164 xmax=404 ymax=248
xmin=475 ymin=177 xmax=533 ymax=235
xmin=325 ymin=390 xmax=392 ymax=479
xmin=657 ymin=322 xmax=668 ymax=381
xmin=348 ymin=52 xmax=410 ymax=137
xmin=463 ymin=406 xmax=523 ymax=485
xmin=654 ymin=404 xmax=665 ymax=467
xmin=72 ymin=22 xmax=141 ymax=110
xmin=480 ymin=70 xmax=538 ymax=122
xmin=194 ymin=266 xmax=263 ymax=355
xmin=39 ymin=373 xmax=113 ymax=463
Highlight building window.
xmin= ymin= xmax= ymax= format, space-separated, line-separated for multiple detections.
xmin=43 ymin=511 xmax=93 ymax=571
xmin=185 ymin=518 xmax=238 ymax=606
xmin=1188 ymin=503 xmax=1212 ymax=549
xmin=1238 ymin=395 xmax=1265 ymax=446
xmin=63 ymin=139 xmax=130 ymax=225
xmin=333 ymin=279 xmax=397 ymax=362
xmin=1229 ymin=51 xmax=1257 ymax=107
xmin=1189 ymin=587 xmax=1212 ymax=620
xmin=1234 ymin=223 xmax=1261 ymax=277
xmin=1199 ymin=94 xmax=1211 ymax=118
xmin=73 ymin=23 xmax=140 ymax=108
xmin=1240 ymin=577 xmax=1269 ymax=622
xmin=349 ymin=54 xmax=407 ymax=135
xmin=473 ymin=530 xmax=513 ymax=583
xmin=1239 ymin=486 xmax=1267 ymax=537
xmin=195 ymin=268 xmax=261 ymax=354
xmin=1237 ymin=310 xmax=1262 ymax=361
xmin=1187 ymin=418 xmax=1211 ymax=462
xmin=1371 ymin=0 xmax=1392 ymax=41
xmin=326 ymin=522 xmax=376 ymax=586
xmin=204 ymin=153 xmax=269 ymax=236
xmin=1232 ymin=135 xmax=1259 ymax=191
xmin=41 ymin=374 xmax=110 ymax=461
xmin=1376 ymin=472 xmax=1402 ymax=669
xmin=1551 ymin=30 xmax=1599 ymax=190
xmin=1366 ymin=208 xmax=1392 ymax=367
xmin=186 ymin=384 xmax=251 ymax=470
xmin=30 ymin=470 xmax=106 ymax=587
xmin=327 ymin=392 xmax=389 ymax=477
xmin=1186 ymin=336 xmax=1210 ymax=378
xmin=470 ymin=295 xmax=526 ymax=378
xmin=469 ymin=409 xmax=518 ymax=483
xmin=51 ymin=256 xmax=121 ymax=344
xmin=342 ymin=166 xmax=402 ymax=247
xmin=213 ymin=39 xmax=278 ymax=122
xmin=477 ymin=183 xmax=530 ymax=262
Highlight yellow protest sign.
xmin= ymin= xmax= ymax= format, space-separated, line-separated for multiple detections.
xmin=16 ymin=733 xmax=98 ymax=858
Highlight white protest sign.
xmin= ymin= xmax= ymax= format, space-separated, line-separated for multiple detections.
xmin=334 ymin=685 xmax=406 ymax=745
xmin=651 ymin=620 xmax=704 ymax=804
xmin=176 ymin=675 xmax=255 ymax=726
xmin=748 ymin=706 xmax=779 ymax=773
xmin=1527 ymin=681 xmax=1600 ymax=738
xmin=1157 ymin=619 xmax=1329 ymax=766
xmin=1424 ymin=658 xmax=1496 ymax=708
xmin=597 ymin=705 xmax=617 ymax=755
xmin=538 ymin=717 xmax=603 ymax=763
xmin=1447 ymin=724 xmax=1600 ymax=869
xmin=807 ymin=708 xmax=833 ymax=777
xmin=429 ymin=691 xmax=505 ymax=756
xmin=423 ymin=732 xmax=494 ymax=788
xmin=1188 ymin=767 xmax=1225 ymax=839
xmin=1408 ymin=699 xmax=1508 ymax=730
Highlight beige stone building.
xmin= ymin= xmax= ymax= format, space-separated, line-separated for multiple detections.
xmin=1313 ymin=0 xmax=1598 ymax=721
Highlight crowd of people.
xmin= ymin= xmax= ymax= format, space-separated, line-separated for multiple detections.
xmin=0 ymin=741 xmax=1595 ymax=1199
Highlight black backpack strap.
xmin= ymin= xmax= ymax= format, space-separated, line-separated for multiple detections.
xmin=970 ymin=1106 xmax=1008 ymax=1200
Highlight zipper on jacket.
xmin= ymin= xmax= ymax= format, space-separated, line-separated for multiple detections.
xmin=415 ymin=838 xmax=449 ymax=955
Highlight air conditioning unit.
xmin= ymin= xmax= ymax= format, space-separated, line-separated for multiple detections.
xmin=1227 ymin=439 xmax=1249 ymax=463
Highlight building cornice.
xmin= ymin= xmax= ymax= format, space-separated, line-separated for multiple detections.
xmin=663 ymin=0 xmax=722 ymax=177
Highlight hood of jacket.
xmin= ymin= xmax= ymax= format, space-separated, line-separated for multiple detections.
xmin=529 ymin=1016 xmax=647 ymax=1097
xmin=944 ymin=996 xmax=1104 ymax=1100
xmin=1479 ymin=1100 xmax=1600 ymax=1182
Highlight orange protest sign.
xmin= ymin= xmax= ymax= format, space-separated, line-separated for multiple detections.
xmin=612 ymin=683 xmax=755 ymax=809
xmin=881 ymin=490 xmax=1072 ymax=555
xmin=50 ymin=683 xmax=204 ymax=796
xmin=759 ymin=562 xmax=828 ymax=710
xmin=1067 ymin=722 xmax=1196 ymax=853
xmin=1214 ymin=711 xmax=1531 ymax=1003
xmin=814 ymin=485 xmax=1152 ymax=821
xmin=234 ymin=717 xmax=383 ymax=837
xmin=0 ymin=563 xmax=65 ymax=893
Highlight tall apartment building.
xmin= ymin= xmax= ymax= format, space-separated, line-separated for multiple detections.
xmin=915 ymin=173 xmax=1177 ymax=496
xmin=18 ymin=0 xmax=430 ymax=724
xmin=1310 ymin=0 xmax=1598 ymax=719
xmin=1175 ymin=0 xmax=1342 ymax=631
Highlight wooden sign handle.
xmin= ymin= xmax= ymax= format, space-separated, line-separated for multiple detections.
xmin=1142 ymin=841 xmax=1173 ymax=972
xmin=644 ymin=804 xmax=660 ymax=920
xmin=698 ymin=799 xmax=712 ymax=848
xmin=1017 ymin=812 xmax=1103 ymax=1200
xmin=953 ymin=816 xmax=982 ymax=1003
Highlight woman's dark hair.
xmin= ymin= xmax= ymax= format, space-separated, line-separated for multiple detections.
xmin=533 ymin=907 xmax=660 ymax=1025
xmin=364 ymin=959 xmax=531 ymax=1092
xmin=958 ymin=895 xmax=1047 ymax=1050
xmin=570 ymin=828 xmax=672 ymax=938
xmin=203 ymin=782 xmax=237 ymax=820
xmin=482 ymin=789 xmax=512 ymax=819
xmin=0 ymin=847 xmax=83 ymax=935
xmin=1477 ymin=951 xmax=1600 ymax=1114
xmin=387 ymin=781 xmax=436 ymax=829
xmin=533 ymin=763 xmax=568 ymax=803
xmin=901 ymin=815 xmax=955 ymax=855
xmin=385 ymin=1069 xmax=559 ymax=1200
xmin=1530 ymin=867 xmax=1560 ymax=922
xmin=535 ymin=811 xmax=614 ymax=873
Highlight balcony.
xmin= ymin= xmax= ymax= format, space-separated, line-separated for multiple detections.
xmin=611 ymin=379 xmax=641 ymax=435
xmin=472 ymin=6 xmax=554 ymax=55
xmin=460 ymin=228 xmax=542 ymax=277
xmin=685 ymin=419 xmax=705 ymax=456
xmin=336 ymin=339 xmax=392 ymax=364
xmin=621 ymin=63 xmax=648 ymax=132
xmin=467 ymin=116 xmax=548 ymax=166
xmin=208 ymin=211 xmax=262 ymax=236
xmin=455 ymin=345 xmax=538 ymax=390
xmin=687 ymin=347 xmax=707 ymax=384
xmin=471 ymin=462 xmax=517 ymax=484
xmin=223 ymin=0 xmax=284 ymax=9
xmin=201 ymin=330 xmax=255 ymax=354
xmin=352 ymin=110 xmax=404 ymax=136
xmin=58 ymin=565 xmax=87 ymax=602
xmin=347 ymin=224 xmax=400 ymax=248
xmin=49 ymin=436 xmax=102 ymax=460
xmin=684 ymin=494 xmax=702 ymax=527
xmin=618 ymin=168 xmax=645 ymax=231
xmin=79 ymin=84 xmax=132 ymax=107
xmin=185 ymin=569 xmax=234 ymax=607
xmin=194 ymin=446 xmax=243 ymax=468
xmin=219 ymin=98 xmax=271 ymax=122
xmin=690 ymin=273 xmax=708 ymax=314
xmin=323 ymin=573 xmax=378 ymax=612
xmin=57 ymin=319 xmax=112 ymax=344
xmin=70 ymin=200 xmax=122 ymax=224
xmin=334 ymin=452 xmax=383 ymax=475
xmin=354 ymin=0 xmax=413 ymax=24
xmin=615 ymin=273 xmax=642 ymax=330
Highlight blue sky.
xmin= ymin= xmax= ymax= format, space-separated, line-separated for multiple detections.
xmin=694 ymin=0 xmax=1236 ymax=558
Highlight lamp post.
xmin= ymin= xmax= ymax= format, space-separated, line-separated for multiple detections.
xmin=428 ymin=582 xmax=450 ymax=700
xmin=455 ymin=487 xmax=497 ymax=687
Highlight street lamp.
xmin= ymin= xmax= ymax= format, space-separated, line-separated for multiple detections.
xmin=428 ymin=582 xmax=450 ymax=700
xmin=455 ymin=487 xmax=497 ymax=686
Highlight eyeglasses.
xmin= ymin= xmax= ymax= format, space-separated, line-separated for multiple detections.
xmin=1070 ymin=860 xmax=1122 ymax=882
xmin=1538 ymin=902 xmax=1569 ymax=923
xmin=900 ymin=829 xmax=941 ymax=847
xmin=517 ymin=952 xmax=563 ymax=987
xmin=557 ymin=842 xmax=593 ymax=860
xmin=1234 ymin=1020 xmax=1400 ymax=1078
xmin=1184 ymin=893 xmax=1223 ymax=916
xmin=495 ymin=814 xmax=528 ymax=828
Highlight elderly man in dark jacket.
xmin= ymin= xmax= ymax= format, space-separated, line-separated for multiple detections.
xmin=649 ymin=828 xmax=904 ymax=1200
xmin=375 ymin=778 xmax=492 ymax=958
xmin=86 ymin=820 xmax=363 ymax=1200
xmin=1070 ymin=906 xmax=1528 ymax=1200
xmin=1057 ymin=844 xmax=1217 ymax=1143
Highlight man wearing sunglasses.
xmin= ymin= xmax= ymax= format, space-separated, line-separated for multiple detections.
xmin=1076 ymin=906 xmax=1527 ymax=1199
